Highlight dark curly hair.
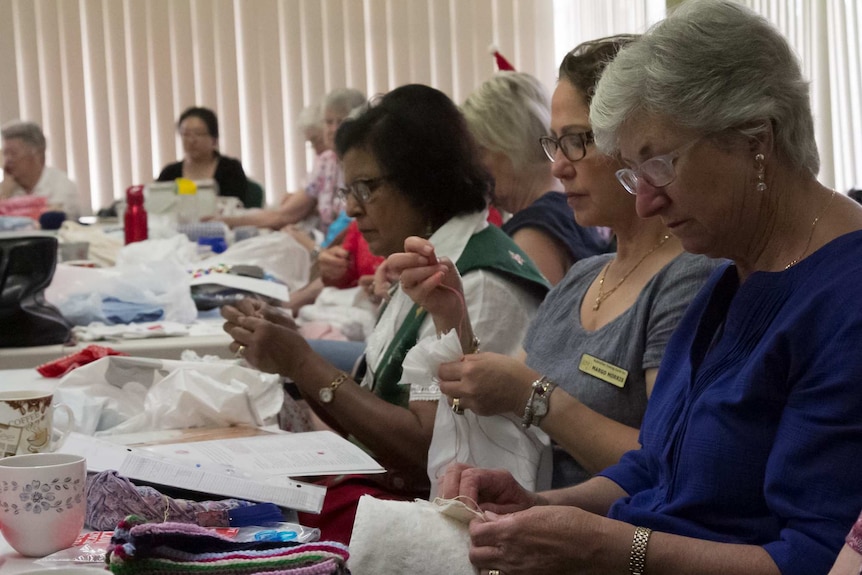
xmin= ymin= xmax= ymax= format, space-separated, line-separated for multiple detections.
xmin=334 ymin=84 xmax=490 ymax=231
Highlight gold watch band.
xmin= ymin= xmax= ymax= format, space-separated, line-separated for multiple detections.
xmin=629 ymin=526 xmax=652 ymax=575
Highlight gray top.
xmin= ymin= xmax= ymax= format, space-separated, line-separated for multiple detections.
xmin=523 ymin=251 xmax=721 ymax=487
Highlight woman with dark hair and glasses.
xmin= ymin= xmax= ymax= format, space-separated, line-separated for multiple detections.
xmin=389 ymin=35 xmax=719 ymax=491
xmin=221 ymin=83 xmax=549 ymax=543
xmin=157 ymin=106 xmax=249 ymax=205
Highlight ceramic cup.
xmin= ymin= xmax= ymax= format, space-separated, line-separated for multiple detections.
xmin=0 ymin=453 xmax=87 ymax=557
xmin=0 ymin=391 xmax=75 ymax=458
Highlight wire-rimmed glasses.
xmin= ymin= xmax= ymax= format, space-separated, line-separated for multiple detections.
xmin=336 ymin=176 xmax=388 ymax=206
xmin=615 ymin=137 xmax=701 ymax=195
xmin=539 ymin=131 xmax=594 ymax=163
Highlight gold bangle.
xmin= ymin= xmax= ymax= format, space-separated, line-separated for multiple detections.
xmin=629 ymin=526 xmax=651 ymax=575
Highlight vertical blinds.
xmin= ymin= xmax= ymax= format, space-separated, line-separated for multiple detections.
xmin=0 ymin=0 xmax=856 ymax=215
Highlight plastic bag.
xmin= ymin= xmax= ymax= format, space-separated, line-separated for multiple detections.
xmin=45 ymin=260 xmax=197 ymax=325
xmin=53 ymin=355 xmax=283 ymax=435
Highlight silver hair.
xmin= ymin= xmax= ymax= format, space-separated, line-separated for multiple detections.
xmin=297 ymin=104 xmax=322 ymax=131
xmin=591 ymin=0 xmax=819 ymax=176
xmin=323 ymin=88 xmax=367 ymax=116
xmin=1 ymin=120 xmax=47 ymax=155
xmin=462 ymin=71 xmax=551 ymax=170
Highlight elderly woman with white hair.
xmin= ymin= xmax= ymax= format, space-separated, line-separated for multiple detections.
xmin=438 ymin=2 xmax=862 ymax=574
xmin=462 ymin=71 xmax=608 ymax=284
xmin=1 ymin=120 xmax=80 ymax=219
xmin=218 ymin=88 xmax=366 ymax=236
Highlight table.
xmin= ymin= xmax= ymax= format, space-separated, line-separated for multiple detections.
xmin=0 ymin=532 xmax=108 ymax=574
xmin=0 ymin=311 xmax=234 ymax=370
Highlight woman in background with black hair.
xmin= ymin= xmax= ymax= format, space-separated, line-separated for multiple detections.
xmin=157 ymin=106 xmax=249 ymax=205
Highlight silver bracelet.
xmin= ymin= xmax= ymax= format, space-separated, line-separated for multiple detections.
xmin=629 ymin=526 xmax=652 ymax=575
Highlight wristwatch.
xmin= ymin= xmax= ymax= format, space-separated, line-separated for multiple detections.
xmin=521 ymin=376 xmax=557 ymax=428
xmin=319 ymin=372 xmax=348 ymax=404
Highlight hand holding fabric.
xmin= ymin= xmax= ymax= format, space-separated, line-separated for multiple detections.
xmin=468 ymin=506 xmax=607 ymax=575
xmin=437 ymin=352 xmax=537 ymax=417
xmin=318 ymin=245 xmax=350 ymax=286
xmin=438 ymin=464 xmax=540 ymax=515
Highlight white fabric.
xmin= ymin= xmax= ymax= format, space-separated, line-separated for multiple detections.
xmin=53 ymin=355 xmax=283 ymax=436
xmin=349 ymin=495 xmax=479 ymax=575
xmin=402 ymin=329 xmax=553 ymax=498
xmin=360 ymin=211 xmax=540 ymax=393
xmin=297 ymin=286 xmax=378 ymax=341
xmin=6 ymin=166 xmax=80 ymax=219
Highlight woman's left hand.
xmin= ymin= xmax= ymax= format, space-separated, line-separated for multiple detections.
xmin=469 ymin=506 xmax=610 ymax=575
xmin=437 ymin=353 xmax=537 ymax=417
xmin=222 ymin=300 xmax=310 ymax=376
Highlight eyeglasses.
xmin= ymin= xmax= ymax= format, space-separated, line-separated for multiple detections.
xmin=539 ymin=131 xmax=594 ymax=163
xmin=180 ymin=131 xmax=212 ymax=140
xmin=336 ymin=177 xmax=388 ymax=206
xmin=615 ymin=137 xmax=701 ymax=195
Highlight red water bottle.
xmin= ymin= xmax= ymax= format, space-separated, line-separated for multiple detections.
xmin=124 ymin=185 xmax=148 ymax=244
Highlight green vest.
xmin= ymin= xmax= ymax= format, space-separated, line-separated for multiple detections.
xmin=370 ymin=225 xmax=549 ymax=407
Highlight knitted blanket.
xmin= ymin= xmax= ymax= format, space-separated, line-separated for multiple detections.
xmin=107 ymin=515 xmax=350 ymax=575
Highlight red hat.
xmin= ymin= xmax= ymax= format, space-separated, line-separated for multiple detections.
xmin=489 ymin=44 xmax=515 ymax=71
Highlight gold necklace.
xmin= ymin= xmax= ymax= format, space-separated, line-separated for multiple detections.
xmin=594 ymin=234 xmax=670 ymax=311
xmin=784 ymin=190 xmax=836 ymax=270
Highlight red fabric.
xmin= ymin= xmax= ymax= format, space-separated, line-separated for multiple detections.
xmin=327 ymin=221 xmax=384 ymax=289
xmin=296 ymin=475 xmax=416 ymax=545
xmin=486 ymin=205 xmax=503 ymax=227
xmin=492 ymin=50 xmax=516 ymax=71
xmin=0 ymin=195 xmax=48 ymax=221
xmin=36 ymin=345 xmax=128 ymax=378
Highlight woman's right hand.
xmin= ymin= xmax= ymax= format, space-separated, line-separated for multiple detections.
xmin=439 ymin=463 xmax=541 ymax=515
xmin=318 ymin=245 xmax=350 ymax=285
xmin=386 ymin=236 xmax=466 ymax=330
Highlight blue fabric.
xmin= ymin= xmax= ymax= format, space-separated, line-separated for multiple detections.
xmin=102 ymin=297 xmax=164 ymax=324
xmin=600 ymin=230 xmax=862 ymax=575
xmin=322 ymin=211 xmax=353 ymax=248
xmin=307 ymin=339 xmax=367 ymax=375
xmin=501 ymin=192 xmax=609 ymax=262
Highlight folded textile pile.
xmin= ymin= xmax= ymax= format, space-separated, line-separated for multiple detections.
xmin=107 ymin=515 xmax=350 ymax=574
xmin=86 ymin=471 xmax=256 ymax=531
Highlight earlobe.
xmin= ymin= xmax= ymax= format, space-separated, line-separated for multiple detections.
xmin=745 ymin=120 xmax=774 ymax=157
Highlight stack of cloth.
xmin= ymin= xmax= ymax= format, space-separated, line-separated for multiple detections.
xmin=106 ymin=515 xmax=350 ymax=574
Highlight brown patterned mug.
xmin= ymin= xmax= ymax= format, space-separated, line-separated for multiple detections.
xmin=0 ymin=391 xmax=74 ymax=458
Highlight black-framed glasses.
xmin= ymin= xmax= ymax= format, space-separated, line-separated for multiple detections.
xmin=336 ymin=176 xmax=389 ymax=206
xmin=539 ymin=131 xmax=594 ymax=163
xmin=615 ymin=137 xmax=701 ymax=195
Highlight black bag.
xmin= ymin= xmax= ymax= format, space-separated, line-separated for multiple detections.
xmin=0 ymin=235 xmax=72 ymax=347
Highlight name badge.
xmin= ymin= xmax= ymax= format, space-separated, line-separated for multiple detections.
xmin=579 ymin=353 xmax=628 ymax=388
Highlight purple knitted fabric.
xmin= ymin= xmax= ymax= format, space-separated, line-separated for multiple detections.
xmin=106 ymin=516 xmax=350 ymax=575
xmin=846 ymin=509 xmax=862 ymax=554
xmin=87 ymin=470 xmax=254 ymax=530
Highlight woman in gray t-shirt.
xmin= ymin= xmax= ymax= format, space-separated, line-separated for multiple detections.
xmin=390 ymin=35 xmax=720 ymax=489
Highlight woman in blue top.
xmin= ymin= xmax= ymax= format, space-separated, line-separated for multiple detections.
xmin=439 ymin=2 xmax=862 ymax=574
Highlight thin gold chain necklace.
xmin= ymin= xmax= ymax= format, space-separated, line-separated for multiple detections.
xmin=594 ymin=234 xmax=670 ymax=311
xmin=784 ymin=190 xmax=836 ymax=270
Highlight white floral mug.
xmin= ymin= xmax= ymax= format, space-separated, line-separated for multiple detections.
xmin=0 ymin=453 xmax=87 ymax=557
xmin=0 ymin=391 xmax=75 ymax=458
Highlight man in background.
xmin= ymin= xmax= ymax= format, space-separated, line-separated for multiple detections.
xmin=1 ymin=120 xmax=80 ymax=220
